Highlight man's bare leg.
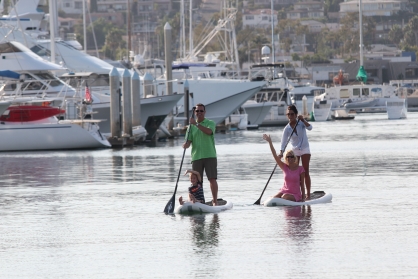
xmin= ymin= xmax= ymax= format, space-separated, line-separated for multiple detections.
xmin=209 ymin=178 xmax=218 ymax=206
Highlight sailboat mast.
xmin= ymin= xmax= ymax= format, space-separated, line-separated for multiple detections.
xmin=189 ymin=0 xmax=193 ymax=58
xmin=83 ymin=0 xmax=87 ymax=53
xmin=271 ymin=0 xmax=275 ymax=65
xmin=180 ymin=0 xmax=185 ymax=58
xmin=128 ymin=0 xmax=131 ymax=53
xmin=359 ymin=0 xmax=363 ymax=67
xmin=49 ymin=0 xmax=56 ymax=63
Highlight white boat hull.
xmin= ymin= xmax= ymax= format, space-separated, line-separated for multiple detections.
xmin=171 ymin=80 xmax=266 ymax=125
xmin=263 ymin=192 xmax=332 ymax=206
xmin=0 ymin=121 xmax=111 ymax=151
xmin=242 ymin=100 xmax=275 ymax=126
xmin=386 ymin=99 xmax=407 ymax=119
xmin=174 ymin=199 xmax=233 ymax=214
xmin=312 ymin=101 xmax=331 ymax=121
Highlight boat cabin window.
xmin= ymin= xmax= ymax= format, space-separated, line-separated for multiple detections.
xmin=22 ymin=81 xmax=44 ymax=91
xmin=36 ymin=73 xmax=62 ymax=87
xmin=22 ymin=73 xmax=36 ymax=80
xmin=1 ymin=82 xmax=17 ymax=91
xmin=362 ymin=88 xmax=369 ymax=96
xmin=0 ymin=42 xmax=22 ymax=54
xmin=353 ymin=88 xmax=360 ymax=97
xmin=61 ymin=75 xmax=109 ymax=88
xmin=339 ymin=89 xmax=350 ymax=98
xmin=313 ymin=89 xmax=325 ymax=96
xmin=30 ymin=45 xmax=50 ymax=57
xmin=371 ymin=87 xmax=382 ymax=97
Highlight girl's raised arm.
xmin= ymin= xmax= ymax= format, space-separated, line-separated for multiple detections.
xmin=262 ymin=134 xmax=285 ymax=170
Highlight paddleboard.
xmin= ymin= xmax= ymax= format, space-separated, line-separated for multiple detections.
xmin=263 ymin=191 xmax=332 ymax=206
xmin=174 ymin=198 xmax=233 ymax=214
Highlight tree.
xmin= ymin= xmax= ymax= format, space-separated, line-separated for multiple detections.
xmin=291 ymin=53 xmax=300 ymax=61
xmin=73 ymin=17 xmax=120 ymax=50
xmin=408 ymin=16 xmax=418 ymax=47
xmin=338 ymin=12 xmax=375 ymax=57
xmin=101 ymin=28 xmax=126 ymax=60
xmin=388 ymin=25 xmax=403 ymax=47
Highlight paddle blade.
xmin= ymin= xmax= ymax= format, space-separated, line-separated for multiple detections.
xmin=254 ymin=199 xmax=261 ymax=205
xmin=163 ymin=194 xmax=176 ymax=214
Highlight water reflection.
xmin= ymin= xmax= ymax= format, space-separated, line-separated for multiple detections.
xmin=189 ymin=214 xmax=220 ymax=252
xmin=283 ymin=205 xmax=312 ymax=242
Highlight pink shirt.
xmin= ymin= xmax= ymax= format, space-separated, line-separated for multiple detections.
xmin=280 ymin=165 xmax=305 ymax=202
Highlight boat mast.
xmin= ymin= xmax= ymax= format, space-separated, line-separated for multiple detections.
xmin=271 ymin=0 xmax=275 ymax=64
xmin=83 ymin=0 xmax=87 ymax=53
xmin=180 ymin=0 xmax=186 ymax=58
xmin=49 ymin=0 xmax=56 ymax=63
xmin=271 ymin=0 xmax=275 ymax=76
xmin=359 ymin=0 xmax=363 ymax=67
xmin=189 ymin=0 xmax=193 ymax=58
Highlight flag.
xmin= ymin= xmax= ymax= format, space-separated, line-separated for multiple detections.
xmin=85 ymin=84 xmax=92 ymax=103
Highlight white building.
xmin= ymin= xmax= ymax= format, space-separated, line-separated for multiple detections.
xmin=242 ymin=9 xmax=278 ymax=29
xmin=339 ymin=0 xmax=412 ymax=17
xmin=58 ymin=0 xmax=85 ymax=15
xmin=287 ymin=1 xmax=324 ymax=20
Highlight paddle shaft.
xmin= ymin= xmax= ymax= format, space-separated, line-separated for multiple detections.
xmin=254 ymin=119 xmax=300 ymax=205
xmin=163 ymin=109 xmax=195 ymax=214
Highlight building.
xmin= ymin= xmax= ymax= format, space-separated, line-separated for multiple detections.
xmin=287 ymin=1 xmax=324 ymax=20
xmin=242 ymin=9 xmax=278 ymax=29
xmin=58 ymin=0 xmax=84 ymax=16
xmin=339 ymin=0 xmax=413 ymax=17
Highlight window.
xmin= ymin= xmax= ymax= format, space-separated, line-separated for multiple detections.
xmin=362 ymin=88 xmax=369 ymax=96
xmin=405 ymin=68 xmax=415 ymax=78
xmin=246 ymin=15 xmax=254 ymax=20
xmin=353 ymin=88 xmax=360 ymax=96
xmin=74 ymin=1 xmax=82 ymax=9
xmin=339 ymin=89 xmax=350 ymax=98
xmin=0 ymin=42 xmax=22 ymax=53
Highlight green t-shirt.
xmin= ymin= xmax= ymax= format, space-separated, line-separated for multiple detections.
xmin=186 ymin=118 xmax=217 ymax=162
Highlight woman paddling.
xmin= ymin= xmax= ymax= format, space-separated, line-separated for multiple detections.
xmin=280 ymin=105 xmax=312 ymax=199
xmin=263 ymin=135 xmax=306 ymax=202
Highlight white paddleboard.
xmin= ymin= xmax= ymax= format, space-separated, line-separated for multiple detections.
xmin=174 ymin=199 xmax=233 ymax=214
xmin=263 ymin=192 xmax=332 ymax=207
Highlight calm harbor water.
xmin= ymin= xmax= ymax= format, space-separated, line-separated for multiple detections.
xmin=1 ymin=112 xmax=418 ymax=278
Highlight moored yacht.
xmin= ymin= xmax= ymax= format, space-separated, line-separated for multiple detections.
xmin=0 ymin=99 xmax=111 ymax=152
xmin=312 ymin=83 xmax=407 ymax=120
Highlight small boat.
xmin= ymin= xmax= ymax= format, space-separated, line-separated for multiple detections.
xmin=174 ymin=199 xmax=233 ymax=214
xmin=263 ymin=191 xmax=332 ymax=206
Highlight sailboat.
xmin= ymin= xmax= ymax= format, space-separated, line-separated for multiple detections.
xmin=312 ymin=0 xmax=406 ymax=121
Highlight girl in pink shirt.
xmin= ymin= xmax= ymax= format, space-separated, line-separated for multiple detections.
xmin=263 ymin=134 xmax=306 ymax=202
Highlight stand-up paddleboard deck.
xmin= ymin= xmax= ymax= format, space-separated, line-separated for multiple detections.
xmin=174 ymin=198 xmax=233 ymax=214
xmin=263 ymin=191 xmax=332 ymax=206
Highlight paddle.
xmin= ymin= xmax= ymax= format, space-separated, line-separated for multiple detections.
xmin=163 ymin=108 xmax=195 ymax=214
xmin=254 ymin=119 xmax=300 ymax=205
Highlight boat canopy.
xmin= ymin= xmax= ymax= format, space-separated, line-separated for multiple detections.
xmin=0 ymin=70 xmax=20 ymax=80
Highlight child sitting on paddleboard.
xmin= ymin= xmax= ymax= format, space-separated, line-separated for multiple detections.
xmin=179 ymin=169 xmax=205 ymax=205
xmin=263 ymin=134 xmax=306 ymax=202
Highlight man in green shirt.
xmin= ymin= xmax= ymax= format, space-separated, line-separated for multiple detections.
xmin=182 ymin=103 xmax=219 ymax=206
